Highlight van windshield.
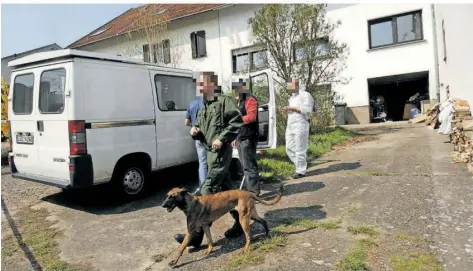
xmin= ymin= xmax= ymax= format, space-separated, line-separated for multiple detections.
xmin=12 ymin=73 xmax=34 ymax=115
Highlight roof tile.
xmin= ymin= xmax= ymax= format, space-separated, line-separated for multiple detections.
xmin=68 ymin=4 xmax=227 ymax=48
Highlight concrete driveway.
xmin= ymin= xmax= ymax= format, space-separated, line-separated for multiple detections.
xmin=2 ymin=123 xmax=472 ymax=271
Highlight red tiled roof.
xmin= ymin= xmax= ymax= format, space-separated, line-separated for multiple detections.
xmin=68 ymin=4 xmax=228 ymax=48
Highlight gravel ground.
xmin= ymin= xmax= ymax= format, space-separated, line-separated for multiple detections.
xmin=2 ymin=123 xmax=472 ymax=271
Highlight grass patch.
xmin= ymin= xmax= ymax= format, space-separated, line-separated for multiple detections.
xmin=395 ymin=233 xmax=425 ymax=242
xmin=273 ymin=217 xmax=342 ymax=233
xmin=227 ymin=232 xmax=288 ymax=269
xmin=254 ymin=234 xmax=288 ymax=251
xmin=347 ymin=226 xmax=379 ymax=237
xmin=273 ymin=218 xmax=319 ymax=232
xmin=260 ymin=127 xmax=356 ymax=179
xmin=228 ymin=252 xmax=264 ymax=268
xmin=7 ymin=207 xmax=83 ymax=271
xmin=1 ymin=234 xmax=20 ymax=257
xmin=318 ymin=219 xmax=343 ymax=230
xmin=151 ymin=253 xmax=167 ymax=263
xmin=336 ymin=238 xmax=378 ymax=271
xmin=390 ymin=253 xmax=444 ymax=271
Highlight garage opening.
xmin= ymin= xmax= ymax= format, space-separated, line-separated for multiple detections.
xmin=368 ymin=71 xmax=429 ymax=123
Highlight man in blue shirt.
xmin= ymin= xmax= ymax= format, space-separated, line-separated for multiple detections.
xmin=185 ymin=94 xmax=206 ymax=190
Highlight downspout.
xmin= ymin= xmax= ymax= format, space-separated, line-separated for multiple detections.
xmin=217 ymin=10 xmax=223 ymax=83
xmin=431 ymin=4 xmax=441 ymax=102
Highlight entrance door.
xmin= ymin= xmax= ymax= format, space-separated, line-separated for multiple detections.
xmin=249 ymin=69 xmax=277 ymax=150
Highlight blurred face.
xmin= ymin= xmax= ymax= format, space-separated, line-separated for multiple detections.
xmin=287 ymin=79 xmax=299 ymax=94
xmin=197 ymin=73 xmax=217 ymax=101
xmin=232 ymin=79 xmax=249 ymax=101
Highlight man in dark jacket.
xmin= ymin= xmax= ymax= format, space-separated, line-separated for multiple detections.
xmin=174 ymin=72 xmax=243 ymax=248
xmin=226 ymin=79 xmax=260 ymax=239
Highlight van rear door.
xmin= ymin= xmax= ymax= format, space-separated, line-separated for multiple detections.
xmin=9 ymin=72 xmax=41 ymax=176
xmin=9 ymin=63 xmax=71 ymax=184
xmin=35 ymin=65 xmax=70 ymax=182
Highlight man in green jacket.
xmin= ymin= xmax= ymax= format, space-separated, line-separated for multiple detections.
xmin=174 ymin=72 xmax=243 ymax=247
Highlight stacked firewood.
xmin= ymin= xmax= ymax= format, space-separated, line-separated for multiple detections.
xmin=450 ymin=100 xmax=473 ymax=172
xmin=424 ymin=103 xmax=440 ymax=128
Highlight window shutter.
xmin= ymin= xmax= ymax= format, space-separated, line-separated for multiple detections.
xmin=152 ymin=43 xmax=160 ymax=63
xmin=232 ymin=55 xmax=237 ymax=73
xmin=190 ymin=32 xmax=197 ymax=59
xmin=197 ymin=31 xmax=207 ymax=57
xmin=163 ymin=39 xmax=171 ymax=64
xmin=143 ymin=44 xmax=150 ymax=63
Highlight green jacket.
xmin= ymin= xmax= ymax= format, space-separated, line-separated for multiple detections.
xmin=194 ymin=95 xmax=243 ymax=150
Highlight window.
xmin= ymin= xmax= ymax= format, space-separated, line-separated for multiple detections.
xmin=368 ymin=10 xmax=423 ymax=49
xmin=154 ymin=75 xmax=196 ymax=111
xmin=151 ymin=39 xmax=171 ymax=64
xmin=39 ymin=69 xmax=66 ymax=114
xmin=232 ymin=48 xmax=268 ymax=73
xmin=143 ymin=44 xmax=150 ymax=63
xmin=90 ymin=28 xmax=108 ymax=37
xmin=12 ymin=73 xmax=34 ymax=115
xmin=190 ymin=31 xmax=207 ymax=59
xmin=293 ymin=38 xmax=329 ymax=62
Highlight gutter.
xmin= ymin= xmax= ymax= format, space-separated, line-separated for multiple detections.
xmin=431 ymin=4 xmax=441 ymax=102
xmin=70 ymin=4 xmax=235 ymax=49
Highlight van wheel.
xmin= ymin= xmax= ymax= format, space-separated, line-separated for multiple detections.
xmin=113 ymin=163 xmax=148 ymax=199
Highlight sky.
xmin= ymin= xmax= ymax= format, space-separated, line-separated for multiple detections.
xmin=1 ymin=4 xmax=140 ymax=58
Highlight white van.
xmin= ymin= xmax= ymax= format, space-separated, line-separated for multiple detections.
xmin=7 ymin=49 xmax=277 ymax=197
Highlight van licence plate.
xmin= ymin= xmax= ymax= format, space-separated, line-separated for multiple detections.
xmin=16 ymin=134 xmax=34 ymax=145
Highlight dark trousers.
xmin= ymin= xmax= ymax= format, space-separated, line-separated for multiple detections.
xmin=200 ymin=143 xmax=233 ymax=195
xmin=237 ymin=138 xmax=260 ymax=195
xmin=189 ymin=143 xmax=233 ymax=247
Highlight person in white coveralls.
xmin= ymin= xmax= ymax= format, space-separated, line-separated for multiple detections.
xmin=283 ymin=79 xmax=315 ymax=179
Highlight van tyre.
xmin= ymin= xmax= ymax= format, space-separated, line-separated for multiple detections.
xmin=112 ymin=162 xmax=148 ymax=199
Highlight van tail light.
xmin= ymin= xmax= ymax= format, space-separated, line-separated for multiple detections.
xmin=68 ymin=120 xmax=87 ymax=155
xmin=7 ymin=121 xmax=12 ymax=152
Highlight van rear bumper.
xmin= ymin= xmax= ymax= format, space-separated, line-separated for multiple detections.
xmin=12 ymin=172 xmax=71 ymax=188
xmin=10 ymin=154 xmax=94 ymax=189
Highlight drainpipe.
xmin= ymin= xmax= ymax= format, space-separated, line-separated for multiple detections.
xmin=431 ymin=4 xmax=441 ymax=102
xmin=217 ymin=9 xmax=223 ymax=83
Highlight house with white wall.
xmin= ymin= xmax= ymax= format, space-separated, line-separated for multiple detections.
xmin=433 ymin=4 xmax=473 ymax=106
xmin=68 ymin=3 xmax=471 ymax=124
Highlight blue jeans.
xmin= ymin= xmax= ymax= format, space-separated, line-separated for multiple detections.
xmin=195 ymin=140 xmax=208 ymax=186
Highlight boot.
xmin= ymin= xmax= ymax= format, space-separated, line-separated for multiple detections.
xmin=224 ymin=210 xmax=244 ymax=239
xmin=174 ymin=227 xmax=205 ymax=248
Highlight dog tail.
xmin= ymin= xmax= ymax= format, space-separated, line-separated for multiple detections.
xmin=251 ymin=185 xmax=283 ymax=205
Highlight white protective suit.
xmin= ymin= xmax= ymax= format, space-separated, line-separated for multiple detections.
xmin=285 ymin=90 xmax=315 ymax=175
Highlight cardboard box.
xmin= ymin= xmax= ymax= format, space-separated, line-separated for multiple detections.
xmin=421 ymin=100 xmax=432 ymax=114
xmin=403 ymin=103 xmax=417 ymax=120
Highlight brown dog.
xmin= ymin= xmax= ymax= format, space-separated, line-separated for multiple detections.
xmin=161 ymin=186 xmax=283 ymax=267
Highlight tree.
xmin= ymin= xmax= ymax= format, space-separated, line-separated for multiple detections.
xmin=119 ymin=5 xmax=186 ymax=68
xmin=1 ymin=77 xmax=10 ymax=140
xmin=248 ymin=4 xmax=349 ymax=140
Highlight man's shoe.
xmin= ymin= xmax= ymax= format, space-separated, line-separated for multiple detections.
xmin=174 ymin=234 xmax=185 ymax=244
xmin=224 ymin=210 xmax=244 ymax=238
xmin=173 ymin=229 xmax=204 ymax=248
xmin=292 ymin=173 xmax=306 ymax=179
